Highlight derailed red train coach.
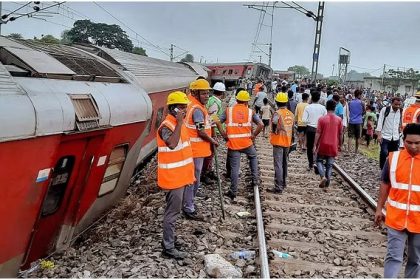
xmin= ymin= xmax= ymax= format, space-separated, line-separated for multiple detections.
xmin=0 ymin=37 xmax=206 ymax=276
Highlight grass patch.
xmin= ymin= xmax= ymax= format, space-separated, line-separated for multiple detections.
xmin=359 ymin=142 xmax=380 ymax=161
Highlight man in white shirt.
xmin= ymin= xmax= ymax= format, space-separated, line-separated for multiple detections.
xmin=302 ymin=91 xmax=327 ymax=170
xmin=319 ymin=86 xmax=328 ymax=106
xmin=376 ymin=97 xmax=402 ymax=169
xmin=253 ymin=87 xmax=268 ymax=116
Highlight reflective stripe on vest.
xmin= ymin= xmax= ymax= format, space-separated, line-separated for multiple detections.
xmin=185 ymin=96 xmax=212 ymax=158
xmin=226 ymin=105 xmax=253 ymax=150
xmin=385 ymin=150 xmax=420 ymax=233
xmin=158 ymin=140 xmax=191 ymax=153
xmin=157 ymin=115 xmax=195 ymax=189
xmin=387 ymin=197 xmax=420 ymax=212
xmin=158 ymin=157 xmax=194 ymax=169
xmin=228 ymin=133 xmax=252 ymax=139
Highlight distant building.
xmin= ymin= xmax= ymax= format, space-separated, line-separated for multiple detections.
xmin=273 ymin=70 xmax=295 ymax=81
xmin=364 ymin=77 xmax=418 ymax=97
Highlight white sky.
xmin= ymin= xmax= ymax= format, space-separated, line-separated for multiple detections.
xmin=2 ymin=1 xmax=420 ymax=77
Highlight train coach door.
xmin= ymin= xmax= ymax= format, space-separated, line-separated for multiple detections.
xmin=23 ymin=135 xmax=103 ymax=267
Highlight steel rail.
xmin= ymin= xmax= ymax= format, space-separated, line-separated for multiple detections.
xmin=333 ymin=162 xmax=386 ymax=216
xmin=254 ymin=184 xmax=270 ymax=279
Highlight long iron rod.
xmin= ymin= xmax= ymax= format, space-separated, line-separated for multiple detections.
xmin=254 ymin=184 xmax=270 ymax=278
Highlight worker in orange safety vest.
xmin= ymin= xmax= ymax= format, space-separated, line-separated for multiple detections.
xmin=267 ymin=92 xmax=295 ymax=194
xmin=213 ymin=90 xmax=264 ymax=200
xmin=157 ymin=91 xmax=195 ymax=260
xmin=402 ymin=91 xmax=420 ymax=129
xmin=183 ymin=79 xmax=218 ymax=220
xmin=375 ymin=123 xmax=420 ymax=278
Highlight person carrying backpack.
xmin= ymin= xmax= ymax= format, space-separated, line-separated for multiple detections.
xmin=376 ymin=97 xmax=403 ymax=169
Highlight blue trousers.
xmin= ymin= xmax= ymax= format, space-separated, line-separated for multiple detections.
xmin=384 ymin=227 xmax=420 ymax=278
xmin=316 ymin=155 xmax=334 ymax=182
xmin=183 ymin=157 xmax=204 ymax=213
xmin=380 ymin=139 xmax=399 ymax=170
xmin=228 ymin=146 xmax=259 ymax=194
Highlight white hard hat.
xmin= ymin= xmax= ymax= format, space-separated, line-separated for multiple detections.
xmin=213 ymin=82 xmax=226 ymax=92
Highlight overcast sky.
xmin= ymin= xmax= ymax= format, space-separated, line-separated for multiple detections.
xmin=2 ymin=1 xmax=420 ymax=77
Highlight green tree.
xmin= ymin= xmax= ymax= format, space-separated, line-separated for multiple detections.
xmin=132 ymin=46 xmax=147 ymax=56
xmin=7 ymin=33 xmax=23 ymax=40
xmin=39 ymin=34 xmax=60 ymax=44
xmin=66 ymin=20 xmax=133 ymax=52
xmin=180 ymin=54 xmax=194 ymax=63
xmin=287 ymin=65 xmax=310 ymax=78
xmin=60 ymin=30 xmax=72 ymax=44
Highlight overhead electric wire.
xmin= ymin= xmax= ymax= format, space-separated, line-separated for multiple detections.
xmin=92 ymin=1 xmax=170 ymax=57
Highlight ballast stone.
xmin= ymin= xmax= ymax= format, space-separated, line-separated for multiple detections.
xmin=204 ymin=254 xmax=243 ymax=278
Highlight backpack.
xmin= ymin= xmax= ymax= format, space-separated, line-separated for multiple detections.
xmin=382 ymin=106 xmax=402 ymax=129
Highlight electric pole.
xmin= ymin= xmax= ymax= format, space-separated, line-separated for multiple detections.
xmin=0 ymin=2 xmax=2 ymax=35
xmin=170 ymin=44 xmax=174 ymax=62
xmin=382 ymin=64 xmax=386 ymax=91
xmin=310 ymin=2 xmax=325 ymax=82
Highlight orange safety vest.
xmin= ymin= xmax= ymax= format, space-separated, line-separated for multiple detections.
xmin=385 ymin=150 xmax=420 ymax=233
xmin=226 ymin=104 xmax=253 ymax=150
xmin=270 ymin=108 xmax=294 ymax=148
xmin=185 ymin=96 xmax=212 ymax=158
xmin=253 ymin=82 xmax=263 ymax=95
xmin=402 ymin=104 xmax=420 ymax=129
xmin=157 ymin=115 xmax=195 ymax=189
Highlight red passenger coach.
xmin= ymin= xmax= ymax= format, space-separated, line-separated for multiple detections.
xmin=90 ymin=47 xmax=208 ymax=164
xmin=0 ymin=37 xmax=208 ymax=277
xmin=206 ymin=62 xmax=272 ymax=87
xmin=0 ymin=38 xmax=152 ymax=276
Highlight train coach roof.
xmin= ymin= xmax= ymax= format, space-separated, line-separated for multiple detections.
xmin=0 ymin=37 xmax=152 ymax=143
xmin=96 ymin=47 xmax=206 ymax=93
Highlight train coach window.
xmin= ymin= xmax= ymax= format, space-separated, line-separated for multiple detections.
xmin=98 ymin=145 xmax=128 ymax=197
xmin=42 ymin=156 xmax=75 ymax=216
xmin=228 ymin=69 xmax=233 ymax=75
xmin=155 ymin=107 xmax=164 ymax=129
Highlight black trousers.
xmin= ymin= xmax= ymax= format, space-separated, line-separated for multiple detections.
xmin=380 ymin=139 xmax=399 ymax=170
xmin=306 ymin=126 xmax=317 ymax=168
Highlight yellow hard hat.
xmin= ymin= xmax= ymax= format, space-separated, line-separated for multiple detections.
xmin=167 ymin=91 xmax=189 ymax=105
xmin=236 ymin=90 xmax=251 ymax=102
xmin=189 ymin=79 xmax=211 ymax=91
xmin=275 ymin=92 xmax=288 ymax=103
xmin=415 ymin=91 xmax=420 ymax=99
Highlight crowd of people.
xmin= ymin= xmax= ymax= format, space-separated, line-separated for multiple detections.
xmin=156 ymin=76 xmax=420 ymax=278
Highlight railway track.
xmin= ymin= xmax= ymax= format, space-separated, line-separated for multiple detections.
xmin=26 ymin=92 xmax=390 ymax=278
xmin=253 ymin=136 xmax=387 ymax=278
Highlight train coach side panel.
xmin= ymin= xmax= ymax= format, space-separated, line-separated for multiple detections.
xmin=72 ymin=121 xmax=148 ymax=236
xmin=0 ymin=135 xmax=60 ymax=276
